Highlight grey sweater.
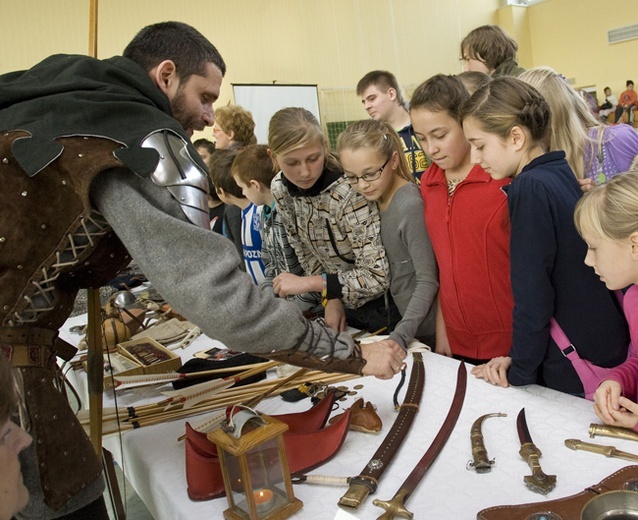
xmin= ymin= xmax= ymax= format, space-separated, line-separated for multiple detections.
xmin=91 ymin=169 xmax=355 ymax=359
xmin=381 ymin=183 xmax=438 ymax=349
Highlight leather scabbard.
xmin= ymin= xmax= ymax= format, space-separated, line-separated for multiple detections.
xmin=372 ymin=362 xmax=467 ymax=518
xmin=338 ymin=351 xmax=425 ymax=510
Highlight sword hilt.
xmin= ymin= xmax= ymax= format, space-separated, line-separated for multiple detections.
xmin=373 ymin=488 xmax=413 ymax=519
xmin=566 ymin=438 xmax=617 ymax=457
xmin=338 ymin=478 xmax=375 ymax=509
xmin=519 ymin=443 xmax=556 ymax=494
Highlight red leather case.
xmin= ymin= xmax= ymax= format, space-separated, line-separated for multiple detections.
xmin=185 ymin=392 xmax=351 ymax=501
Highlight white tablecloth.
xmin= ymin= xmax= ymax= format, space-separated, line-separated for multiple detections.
xmin=60 ymin=315 xmax=636 ymax=520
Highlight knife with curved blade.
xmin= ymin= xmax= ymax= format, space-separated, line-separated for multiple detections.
xmin=517 ymin=407 xmax=556 ymax=495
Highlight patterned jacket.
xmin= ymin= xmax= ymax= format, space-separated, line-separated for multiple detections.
xmin=271 ymin=167 xmax=389 ymax=309
xmin=260 ymin=203 xmax=322 ymax=312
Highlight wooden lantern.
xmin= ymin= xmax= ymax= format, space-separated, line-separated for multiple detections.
xmin=208 ymin=412 xmax=303 ymax=520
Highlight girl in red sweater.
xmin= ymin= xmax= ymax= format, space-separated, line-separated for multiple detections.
xmin=410 ymin=74 xmax=513 ymax=364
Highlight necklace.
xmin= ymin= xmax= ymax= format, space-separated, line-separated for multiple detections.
xmin=446 ymin=176 xmax=466 ymax=196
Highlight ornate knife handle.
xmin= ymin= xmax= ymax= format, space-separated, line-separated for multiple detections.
xmin=565 ymin=438 xmax=615 ymax=456
xmin=519 ymin=442 xmax=556 ymax=494
xmin=520 ymin=442 xmax=545 ymax=474
xmin=467 ymin=412 xmax=507 ymax=473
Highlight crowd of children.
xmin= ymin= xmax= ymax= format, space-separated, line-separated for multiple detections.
xmin=196 ymin=24 xmax=638 ymax=431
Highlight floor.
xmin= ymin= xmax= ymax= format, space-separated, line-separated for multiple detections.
xmin=104 ymin=465 xmax=154 ymax=520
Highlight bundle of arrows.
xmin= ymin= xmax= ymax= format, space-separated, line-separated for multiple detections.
xmin=77 ymin=362 xmax=356 ymax=438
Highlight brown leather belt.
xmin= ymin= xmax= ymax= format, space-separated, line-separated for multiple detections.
xmin=0 ymin=327 xmax=58 ymax=368
xmin=0 ymin=326 xmax=57 ymax=346
xmin=338 ymin=351 xmax=425 ymax=509
xmin=478 ymin=465 xmax=638 ymax=520
xmin=0 ymin=344 xmax=56 ymax=368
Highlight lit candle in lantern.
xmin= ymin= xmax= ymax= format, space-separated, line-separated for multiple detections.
xmin=253 ymin=488 xmax=274 ymax=513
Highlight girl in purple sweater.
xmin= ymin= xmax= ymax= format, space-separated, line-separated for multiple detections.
xmin=577 ymin=172 xmax=638 ymax=427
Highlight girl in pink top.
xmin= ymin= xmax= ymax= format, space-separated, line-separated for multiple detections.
xmin=576 ymin=172 xmax=638 ymax=428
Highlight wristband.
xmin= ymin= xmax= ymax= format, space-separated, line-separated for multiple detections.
xmin=321 ymin=273 xmax=328 ymax=307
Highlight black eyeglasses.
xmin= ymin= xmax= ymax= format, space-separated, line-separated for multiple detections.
xmin=344 ymin=157 xmax=389 ymax=185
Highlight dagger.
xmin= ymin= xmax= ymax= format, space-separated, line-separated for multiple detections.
xmin=565 ymin=438 xmax=638 ymax=463
xmin=517 ymin=408 xmax=557 ymax=495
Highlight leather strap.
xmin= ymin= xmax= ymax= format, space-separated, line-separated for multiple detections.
xmin=477 ymin=465 xmax=638 ymax=520
xmin=0 ymin=344 xmax=55 ymax=368
xmin=264 ymin=346 xmax=367 ymax=375
xmin=185 ymin=391 xmax=349 ymax=500
xmin=0 ymin=326 xmax=57 ymax=346
xmin=338 ymin=352 xmax=425 ymax=510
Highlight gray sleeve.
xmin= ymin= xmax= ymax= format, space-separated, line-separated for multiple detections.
xmin=90 ymin=169 xmax=354 ymax=358
xmin=388 ymin=190 xmax=438 ymax=349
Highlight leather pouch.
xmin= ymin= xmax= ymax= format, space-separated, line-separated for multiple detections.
xmin=185 ymin=391 xmax=351 ymax=500
xmin=477 ymin=465 xmax=638 ymax=520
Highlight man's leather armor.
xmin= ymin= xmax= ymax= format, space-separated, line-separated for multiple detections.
xmin=0 ymin=128 xmax=209 ymax=510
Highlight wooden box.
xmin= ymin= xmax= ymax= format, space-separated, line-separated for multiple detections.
xmin=116 ymin=336 xmax=182 ymax=374
xmin=97 ymin=336 xmax=182 ymax=389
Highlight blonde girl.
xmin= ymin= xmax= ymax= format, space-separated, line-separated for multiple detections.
xmin=462 ymin=76 xmax=628 ymax=395
xmin=575 ymin=172 xmax=638 ymax=426
xmin=519 ymin=66 xmax=638 ymax=183
xmin=268 ymin=108 xmax=400 ymax=336
xmin=337 ymin=119 xmax=438 ymax=349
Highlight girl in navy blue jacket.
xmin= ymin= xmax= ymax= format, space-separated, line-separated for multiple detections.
xmin=460 ymin=77 xmax=628 ymax=396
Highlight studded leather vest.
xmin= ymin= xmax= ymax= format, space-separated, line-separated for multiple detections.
xmin=0 ymin=131 xmax=132 ymax=510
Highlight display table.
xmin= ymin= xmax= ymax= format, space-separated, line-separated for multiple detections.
xmin=60 ymin=315 xmax=635 ymax=520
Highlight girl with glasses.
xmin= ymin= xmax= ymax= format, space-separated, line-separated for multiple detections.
xmin=337 ymin=120 xmax=438 ymax=350
xmin=410 ymin=74 xmax=514 ymax=365
xmin=268 ymin=108 xmax=401 ymax=336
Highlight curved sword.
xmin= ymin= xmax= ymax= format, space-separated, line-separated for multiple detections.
xmin=372 ymin=362 xmax=467 ymax=519
xmin=337 ymin=351 xmax=425 ymax=510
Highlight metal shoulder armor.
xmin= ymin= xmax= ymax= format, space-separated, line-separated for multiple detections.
xmin=141 ymin=130 xmax=209 ymax=229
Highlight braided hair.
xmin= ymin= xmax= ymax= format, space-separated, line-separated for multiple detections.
xmin=460 ymin=76 xmax=551 ymax=149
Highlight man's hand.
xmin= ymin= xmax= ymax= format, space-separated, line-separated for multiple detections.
xmin=360 ymin=340 xmax=407 ymax=380
xmin=471 ymin=356 xmax=512 ymax=387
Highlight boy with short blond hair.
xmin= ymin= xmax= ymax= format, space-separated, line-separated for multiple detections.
xmin=232 ymin=145 xmax=322 ymax=313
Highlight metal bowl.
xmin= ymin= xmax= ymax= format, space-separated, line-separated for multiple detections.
xmin=582 ymin=490 xmax=638 ymax=520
